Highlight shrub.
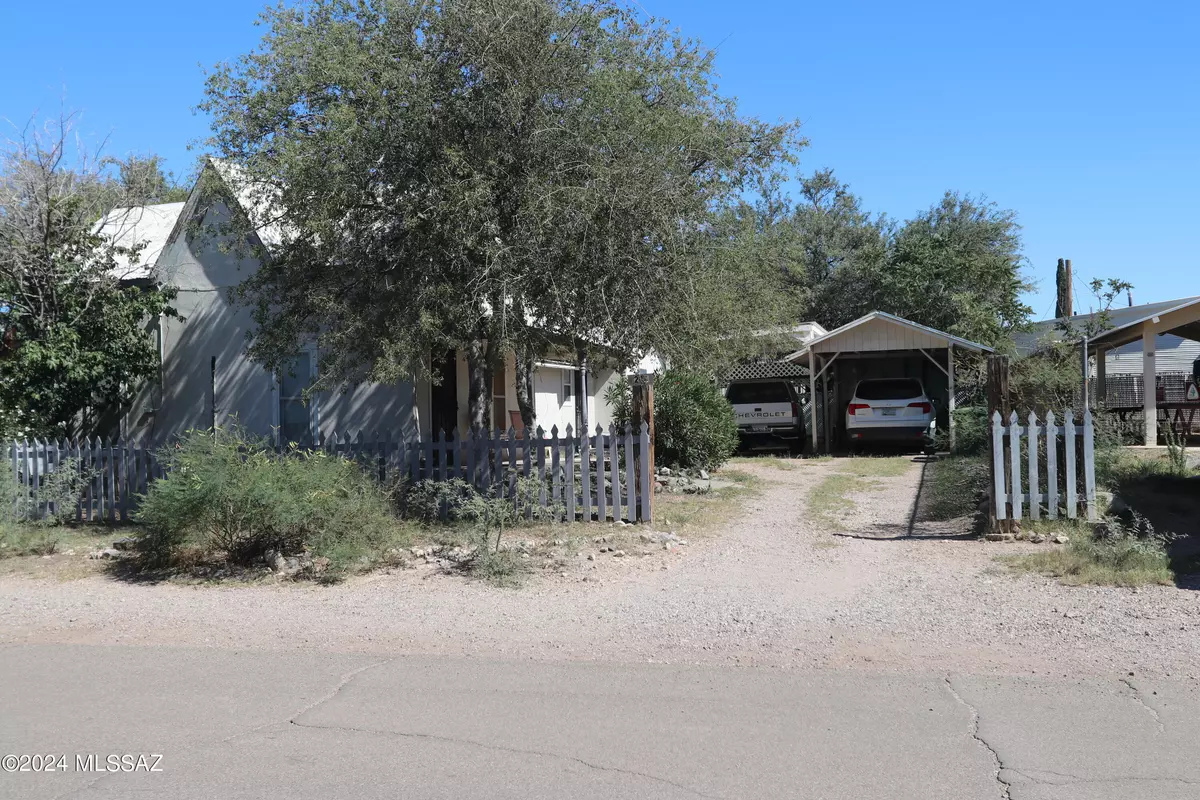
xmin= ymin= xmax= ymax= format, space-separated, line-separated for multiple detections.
xmin=607 ymin=371 xmax=738 ymax=470
xmin=939 ymin=406 xmax=989 ymax=456
xmin=135 ymin=426 xmax=405 ymax=575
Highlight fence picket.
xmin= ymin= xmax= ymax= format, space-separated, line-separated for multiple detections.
xmin=1065 ymin=411 xmax=1077 ymax=520
xmin=1007 ymin=412 xmax=1023 ymax=521
xmin=565 ymin=425 xmax=577 ymax=521
xmin=1045 ymin=411 xmax=1059 ymax=519
xmin=639 ymin=422 xmax=652 ymax=522
xmin=550 ymin=426 xmax=562 ymax=509
xmin=1027 ymin=412 xmax=1040 ymax=521
xmin=991 ymin=412 xmax=1007 ymax=520
xmin=623 ymin=423 xmax=636 ymax=523
xmin=579 ymin=425 xmax=591 ymax=520
xmin=1083 ymin=409 xmax=1097 ymax=522
xmin=594 ymin=426 xmax=606 ymax=522
xmin=609 ymin=424 xmax=622 ymax=522
xmin=536 ymin=427 xmax=547 ymax=512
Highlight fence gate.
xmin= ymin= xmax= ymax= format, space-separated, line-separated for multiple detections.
xmin=990 ymin=409 xmax=1097 ymax=523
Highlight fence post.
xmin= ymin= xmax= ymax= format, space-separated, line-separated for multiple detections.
xmin=1083 ymin=408 xmax=1097 ymax=521
xmin=1027 ymin=412 xmax=1040 ymax=521
xmin=1064 ymin=410 xmax=1077 ymax=519
xmin=609 ymin=424 xmax=622 ymax=522
xmin=1045 ymin=411 xmax=1059 ymax=519
xmin=631 ymin=376 xmax=655 ymax=522
xmin=594 ymin=425 xmax=606 ymax=522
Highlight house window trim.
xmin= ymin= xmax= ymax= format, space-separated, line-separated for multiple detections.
xmin=272 ymin=344 xmax=319 ymax=445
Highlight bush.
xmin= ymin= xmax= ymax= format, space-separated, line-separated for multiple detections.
xmin=607 ymin=371 xmax=738 ymax=470
xmin=939 ymin=406 xmax=989 ymax=456
xmin=1007 ymin=515 xmax=1174 ymax=587
xmin=135 ymin=426 xmax=405 ymax=575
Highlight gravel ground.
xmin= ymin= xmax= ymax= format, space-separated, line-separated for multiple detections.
xmin=2 ymin=457 xmax=1198 ymax=680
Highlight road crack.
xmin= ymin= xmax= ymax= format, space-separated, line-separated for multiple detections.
xmin=944 ymin=675 xmax=1012 ymax=800
xmin=1119 ymin=678 xmax=1165 ymax=735
xmin=290 ymin=718 xmax=724 ymax=799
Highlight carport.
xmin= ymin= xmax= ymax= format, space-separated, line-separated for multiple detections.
xmin=1086 ymin=296 xmax=1200 ymax=445
xmin=786 ymin=312 xmax=994 ymax=453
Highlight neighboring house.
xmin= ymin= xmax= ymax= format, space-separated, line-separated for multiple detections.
xmin=93 ymin=159 xmax=621 ymax=446
xmin=1014 ymin=298 xmax=1200 ymax=376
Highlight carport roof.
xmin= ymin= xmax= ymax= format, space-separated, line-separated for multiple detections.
xmin=784 ymin=311 xmax=994 ymax=361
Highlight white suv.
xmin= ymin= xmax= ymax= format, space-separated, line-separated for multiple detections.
xmin=845 ymin=378 xmax=936 ymax=451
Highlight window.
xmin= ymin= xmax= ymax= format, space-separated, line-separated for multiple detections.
xmin=854 ymin=379 xmax=923 ymax=401
xmin=725 ymin=382 xmax=792 ymax=404
xmin=278 ymin=350 xmax=317 ymax=445
xmin=562 ymin=373 xmax=574 ymax=405
xmin=492 ymin=364 xmax=507 ymax=432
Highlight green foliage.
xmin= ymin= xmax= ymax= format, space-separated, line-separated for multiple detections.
xmin=135 ymin=427 xmax=404 ymax=575
xmin=607 ymin=371 xmax=738 ymax=470
xmin=938 ymin=406 xmax=990 ymax=456
xmin=0 ymin=458 xmax=90 ymax=528
xmin=199 ymin=0 xmax=802 ymax=392
xmin=0 ymin=116 xmax=180 ymax=437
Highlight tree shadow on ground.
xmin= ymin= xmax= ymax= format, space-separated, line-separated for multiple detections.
xmin=1110 ymin=474 xmax=1200 ymax=590
xmin=834 ymin=455 xmax=984 ymax=541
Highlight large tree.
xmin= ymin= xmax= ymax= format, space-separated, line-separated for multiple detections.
xmin=0 ymin=115 xmax=180 ymax=437
xmin=200 ymin=0 xmax=802 ymax=430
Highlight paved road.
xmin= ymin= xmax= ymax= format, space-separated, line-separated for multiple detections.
xmin=2 ymin=645 xmax=1199 ymax=799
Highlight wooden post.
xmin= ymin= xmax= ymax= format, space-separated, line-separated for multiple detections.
xmin=808 ymin=350 xmax=818 ymax=453
xmin=986 ymin=354 xmax=1011 ymax=531
xmin=631 ymin=376 xmax=655 ymax=522
xmin=947 ymin=343 xmax=956 ymax=452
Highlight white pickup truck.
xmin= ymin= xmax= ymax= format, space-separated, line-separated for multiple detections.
xmin=725 ymin=380 xmax=805 ymax=454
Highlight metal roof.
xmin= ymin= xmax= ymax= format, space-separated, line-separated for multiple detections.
xmin=91 ymin=202 xmax=186 ymax=280
xmin=1014 ymin=296 xmax=1200 ymax=355
xmin=1085 ymin=296 xmax=1200 ymax=349
xmin=784 ymin=311 xmax=994 ymax=361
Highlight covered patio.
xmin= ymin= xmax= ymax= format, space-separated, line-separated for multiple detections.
xmin=787 ymin=312 xmax=993 ymax=454
xmin=1087 ymin=297 xmax=1200 ymax=445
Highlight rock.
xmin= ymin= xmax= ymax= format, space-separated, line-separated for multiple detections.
xmin=111 ymin=536 xmax=138 ymax=551
xmin=312 ymin=556 xmax=331 ymax=573
xmin=639 ymin=533 xmax=654 ymax=543
xmin=1053 ymin=535 xmax=1070 ymax=545
xmin=654 ymin=482 xmax=664 ymax=494
xmin=283 ymin=557 xmax=301 ymax=573
xmin=1029 ymin=533 xmax=1046 ymax=544
xmin=410 ymin=547 xmax=426 ymax=558
xmin=586 ymin=553 xmax=596 ymax=561
xmin=269 ymin=552 xmax=287 ymax=572
xmin=984 ymin=533 xmax=1015 ymax=542
xmin=89 ymin=547 xmax=121 ymax=560
xmin=698 ymin=469 xmax=710 ymax=480
xmin=553 ymin=539 xmax=566 ymax=546
xmin=659 ymin=467 xmax=672 ymax=477
xmin=612 ymin=549 xmax=626 ymax=557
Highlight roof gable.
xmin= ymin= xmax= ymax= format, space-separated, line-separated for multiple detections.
xmin=786 ymin=311 xmax=993 ymax=361
xmin=91 ymin=202 xmax=186 ymax=280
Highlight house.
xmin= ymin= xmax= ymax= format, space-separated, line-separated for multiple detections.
xmin=1014 ymin=298 xmax=1200 ymax=407
xmin=93 ymin=160 xmax=623 ymax=446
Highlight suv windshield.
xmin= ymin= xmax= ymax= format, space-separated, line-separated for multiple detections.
xmin=854 ymin=379 xmax=923 ymax=401
xmin=726 ymin=382 xmax=792 ymax=404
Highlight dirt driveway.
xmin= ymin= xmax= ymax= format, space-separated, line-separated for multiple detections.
xmin=2 ymin=457 xmax=1199 ymax=680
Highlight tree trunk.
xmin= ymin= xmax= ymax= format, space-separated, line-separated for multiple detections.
xmin=513 ymin=340 xmax=537 ymax=432
xmin=465 ymin=336 xmax=496 ymax=432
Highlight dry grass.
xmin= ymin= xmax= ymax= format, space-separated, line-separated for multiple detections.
xmin=833 ymin=456 xmax=913 ymax=479
xmin=728 ymin=455 xmax=796 ymax=470
xmin=807 ymin=474 xmax=879 ymax=531
xmin=652 ymin=467 xmax=762 ymax=537
xmin=1002 ymin=520 xmax=1174 ymax=587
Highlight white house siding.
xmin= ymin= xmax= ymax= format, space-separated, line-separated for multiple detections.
xmin=1106 ymin=334 xmax=1200 ymax=375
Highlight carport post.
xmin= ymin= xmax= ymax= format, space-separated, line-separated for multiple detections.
xmin=947 ymin=343 xmax=955 ymax=452
xmin=1142 ymin=322 xmax=1157 ymax=445
xmin=809 ymin=350 xmax=818 ymax=453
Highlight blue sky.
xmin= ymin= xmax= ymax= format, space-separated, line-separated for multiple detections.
xmin=1 ymin=0 xmax=1195 ymax=322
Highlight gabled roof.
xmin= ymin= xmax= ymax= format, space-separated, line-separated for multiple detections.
xmin=1086 ymin=296 xmax=1200 ymax=349
xmin=785 ymin=311 xmax=994 ymax=361
xmin=1014 ymin=296 xmax=1200 ymax=355
xmin=91 ymin=202 xmax=186 ymax=280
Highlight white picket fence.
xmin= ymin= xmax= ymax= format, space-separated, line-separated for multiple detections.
xmin=991 ymin=410 xmax=1097 ymax=522
xmin=5 ymin=423 xmax=654 ymax=524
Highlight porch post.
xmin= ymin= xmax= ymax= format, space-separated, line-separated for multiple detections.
xmin=809 ymin=350 xmax=818 ymax=453
xmin=947 ymin=343 xmax=956 ymax=452
xmin=1095 ymin=345 xmax=1107 ymax=406
xmin=1142 ymin=323 xmax=1157 ymax=445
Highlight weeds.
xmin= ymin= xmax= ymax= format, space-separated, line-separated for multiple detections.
xmin=920 ymin=455 xmax=989 ymax=522
xmin=1004 ymin=515 xmax=1174 ymax=587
